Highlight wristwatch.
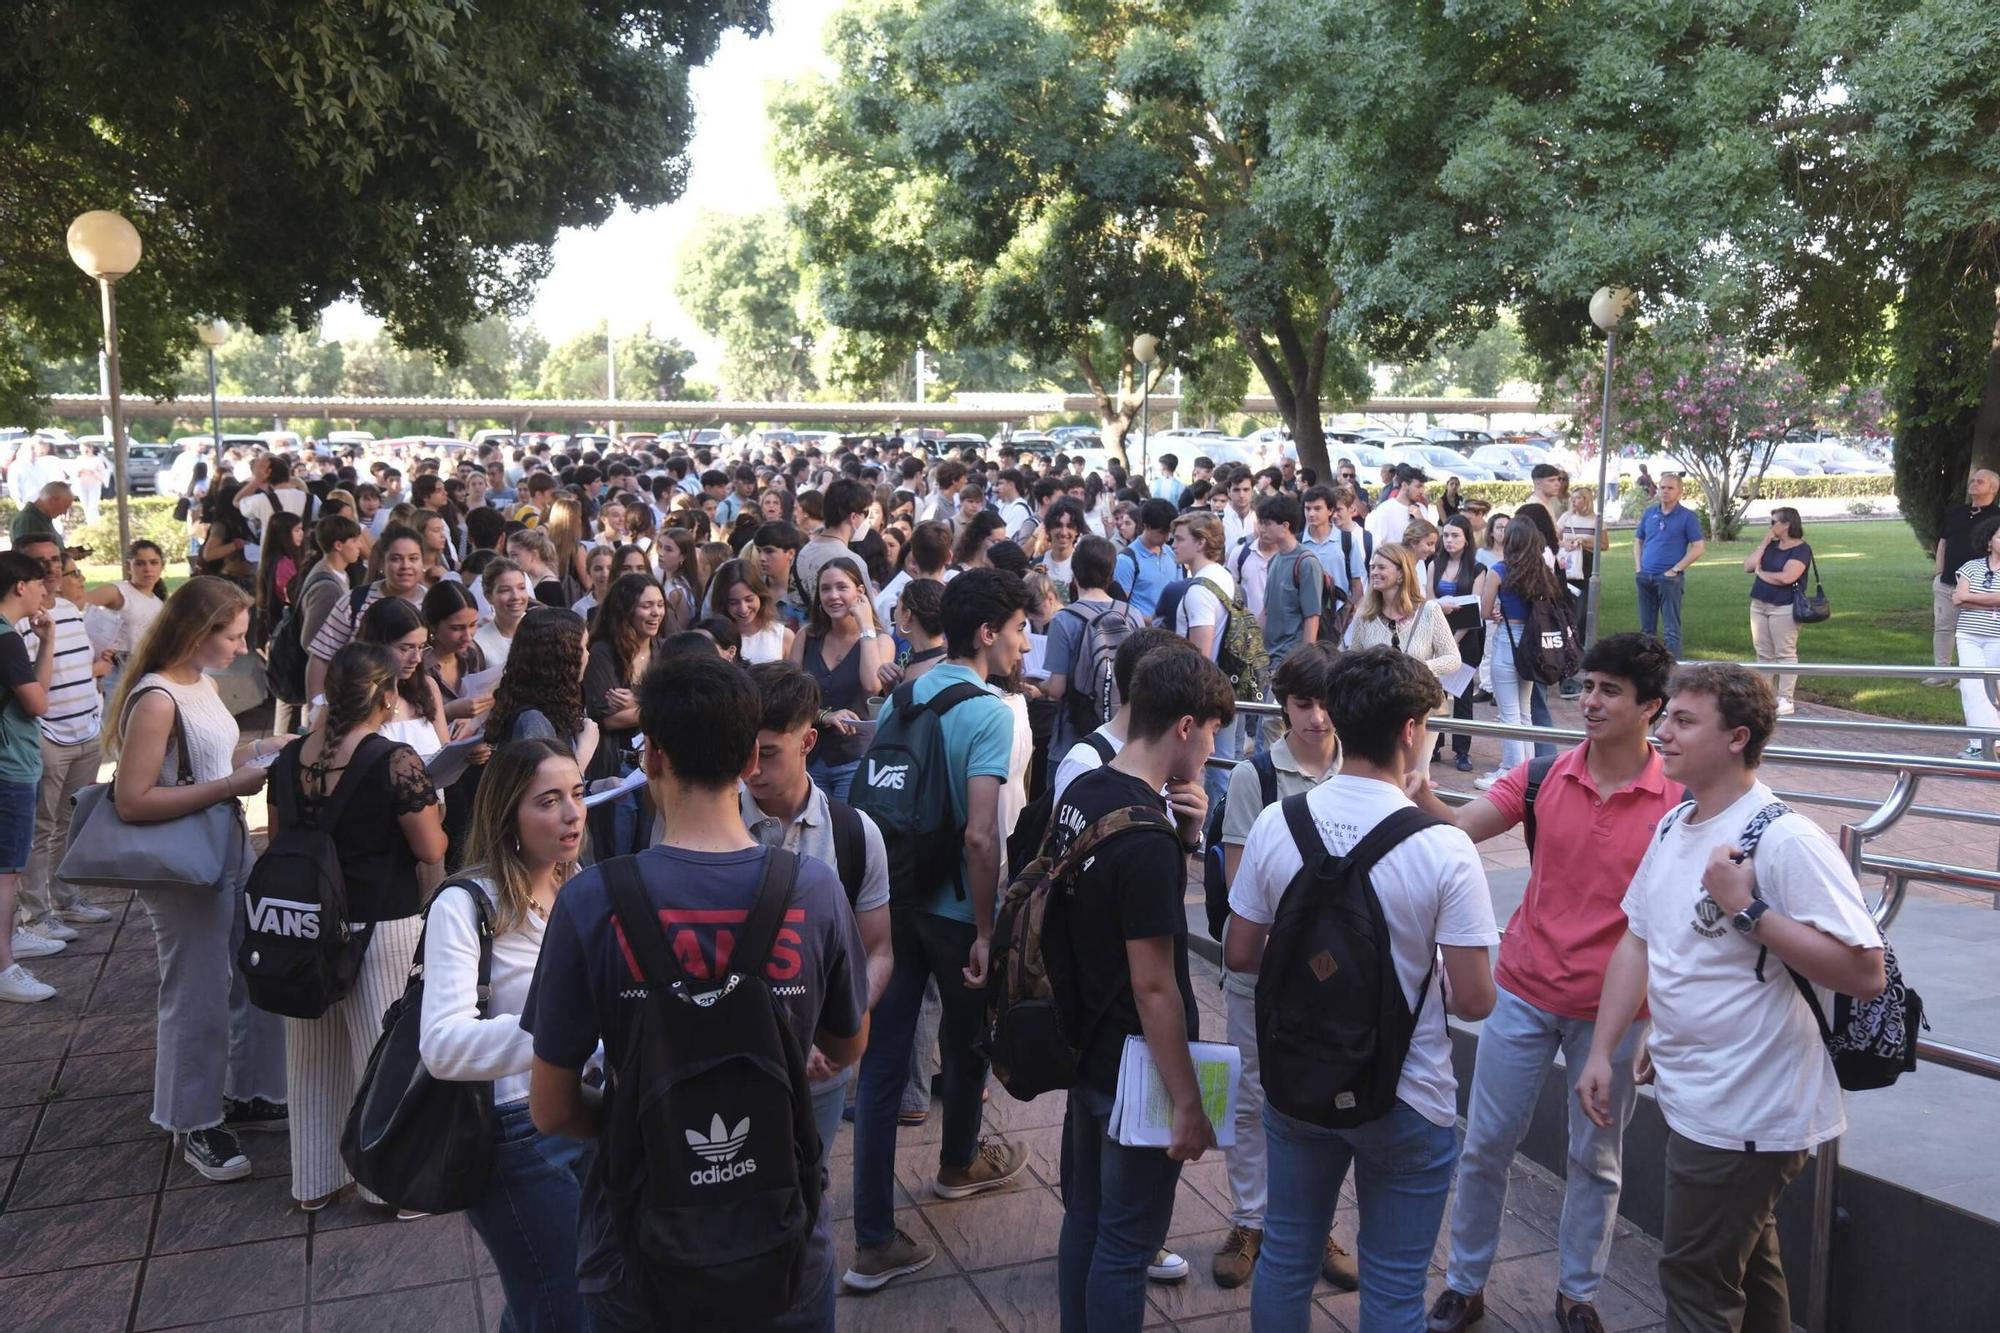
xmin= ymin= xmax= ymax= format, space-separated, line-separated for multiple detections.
xmin=1181 ymin=834 xmax=1205 ymax=857
xmin=1731 ymin=899 xmax=1770 ymax=936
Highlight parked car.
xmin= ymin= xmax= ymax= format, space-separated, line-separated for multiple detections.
xmin=1386 ymin=443 xmax=1498 ymax=482
xmin=125 ymin=442 xmax=177 ymax=495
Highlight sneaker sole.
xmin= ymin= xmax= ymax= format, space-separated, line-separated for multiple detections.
xmin=841 ymin=1250 xmax=935 ymax=1291
xmin=1147 ymin=1264 xmax=1190 ymax=1283
xmin=932 ymin=1164 xmax=1026 ymax=1199
xmin=183 ymin=1150 xmax=253 ymax=1183
xmin=0 ymin=987 xmax=56 ymax=1003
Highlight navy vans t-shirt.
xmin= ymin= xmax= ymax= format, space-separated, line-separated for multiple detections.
xmin=524 ymin=843 xmax=868 ymax=1301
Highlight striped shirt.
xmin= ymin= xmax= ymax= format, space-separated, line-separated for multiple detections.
xmin=306 ymin=581 xmax=402 ymax=663
xmin=20 ymin=598 xmax=101 ymax=745
xmin=1955 ymin=559 xmax=2000 ymax=639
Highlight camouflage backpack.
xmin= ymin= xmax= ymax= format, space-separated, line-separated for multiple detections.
xmin=982 ymin=804 xmax=1180 ymax=1100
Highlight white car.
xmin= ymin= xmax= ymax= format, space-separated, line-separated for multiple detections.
xmin=1386 ymin=444 xmax=1498 ymax=483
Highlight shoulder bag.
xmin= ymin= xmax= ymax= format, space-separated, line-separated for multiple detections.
xmin=1791 ymin=551 xmax=1831 ymax=624
xmin=59 ymin=686 xmax=238 ymax=893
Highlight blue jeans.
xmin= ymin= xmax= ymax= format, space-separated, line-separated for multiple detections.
xmin=1444 ymin=987 xmax=1641 ymax=1303
xmin=1635 ymin=571 xmax=1686 ymax=657
xmin=1057 ymin=1087 xmax=1184 ymax=1332
xmin=810 ymin=1068 xmax=849 ymax=1169
xmin=807 ymin=757 xmax=858 ymax=803
xmin=1489 ymin=622 xmax=1533 ymax=772
xmin=1251 ymin=1102 xmax=1459 ymax=1333
xmin=851 ymin=909 xmax=988 ymax=1249
xmin=466 ymin=1100 xmax=592 ymax=1333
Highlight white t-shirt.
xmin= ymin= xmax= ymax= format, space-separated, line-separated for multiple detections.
xmin=1365 ymin=499 xmax=1416 ymax=547
xmin=1222 ymin=507 xmax=1256 ymax=553
xmin=1621 ymin=782 xmax=1883 ymax=1152
xmin=1229 ymin=774 xmax=1499 ymax=1129
xmin=997 ymin=498 xmax=1036 ymax=541
xmin=1051 ymin=727 xmax=1125 ymax=804
xmin=1174 ymin=564 xmax=1237 ymax=661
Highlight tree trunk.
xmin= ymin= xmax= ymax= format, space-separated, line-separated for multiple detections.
xmin=1975 ymin=282 xmax=2000 ymax=472
xmin=1233 ymin=303 xmax=1334 ymax=482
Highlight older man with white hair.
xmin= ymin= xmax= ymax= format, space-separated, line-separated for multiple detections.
xmin=1931 ymin=468 xmax=2000 ymax=692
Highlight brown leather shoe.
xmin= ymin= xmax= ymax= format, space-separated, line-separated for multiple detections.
xmin=1320 ymin=1234 xmax=1359 ymax=1291
xmin=1211 ymin=1225 xmax=1261 ymax=1289
xmin=1427 ymin=1286 xmax=1484 ymax=1331
xmin=1557 ymin=1295 xmax=1606 ymax=1333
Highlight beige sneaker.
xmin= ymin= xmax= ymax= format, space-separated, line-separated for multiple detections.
xmin=842 ymin=1227 xmax=936 ymax=1291
xmin=1212 ymin=1225 xmax=1261 ymax=1288
xmin=933 ymin=1138 xmax=1028 ymax=1199
xmin=1321 ymin=1233 xmax=1359 ymax=1290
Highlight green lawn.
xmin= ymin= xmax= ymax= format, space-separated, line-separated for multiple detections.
xmin=1594 ymin=518 xmax=1955 ymax=722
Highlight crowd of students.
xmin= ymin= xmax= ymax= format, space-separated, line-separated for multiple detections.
xmin=0 ymin=432 xmax=1896 ymax=1333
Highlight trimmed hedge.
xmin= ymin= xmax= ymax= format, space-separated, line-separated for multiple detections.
xmin=1456 ymin=473 xmax=1893 ymax=510
xmin=0 ymin=496 xmax=186 ymax=560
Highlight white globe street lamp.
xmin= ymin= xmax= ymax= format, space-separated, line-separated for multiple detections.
xmin=1583 ymin=287 xmax=1634 ymax=647
xmin=1132 ymin=334 xmax=1160 ymax=477
xmin=67 ymin=211 xmax=144 ymax=555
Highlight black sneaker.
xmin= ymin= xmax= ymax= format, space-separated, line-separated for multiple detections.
xmin=183 ymin=1127 xmax=253 ymax=1182
xmin=223 ymin=1096 xmax=289 ymax=1134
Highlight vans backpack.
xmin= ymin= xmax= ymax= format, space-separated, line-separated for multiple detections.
xmin=1203 ymin=751 xmax=1278 ymax=941
xmin=599 ymin=850 xmax=821 ymax=1325
xmin=1057 ymin=600 xmax=1136 ymax=738
xmin=1154 ymin=574 xmax=1270 ymax=703
xmin=1507 ymin=588 xmax=1582 ymax=686
xmin=1688 ymin=799 xmax=1927 ymax=1092
xmin=239 ymin=736 xmax=397 ymax=1019
xmin=985 ymin=804 xmax=1180 ymax=1100
xmin=850 ymin=679 xmax=989 ymax=902
xmin=1255 ymin=797 xmax=1444 ymax=1128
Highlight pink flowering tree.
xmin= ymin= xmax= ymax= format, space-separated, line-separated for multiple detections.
xmin=1564 ymin=335 xmax=1817 ymax=540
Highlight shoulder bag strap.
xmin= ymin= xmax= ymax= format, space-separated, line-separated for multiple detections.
xmin=120 ymin=684 xmax=196 ymax=788
xmin=418 ymin=879 xmax=496 ymax=1016
xmin=603 ymin=853 xmax=686 ymax=989
xmin=733 ymin=847 xmax=801 ymax=976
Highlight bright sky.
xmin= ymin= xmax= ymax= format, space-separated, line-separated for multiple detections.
xmin=319 ymin=0 xmax=842 ymax=372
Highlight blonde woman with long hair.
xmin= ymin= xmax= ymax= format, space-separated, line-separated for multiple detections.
xmin=108 ymin=576 xmax=289 ymax=1182
xmin=418 ymin=737 xmax=589 ymax=1327
xmin=1343 ymin=541 xmax=1462 ymax=683
xmin=544 ymin=493 xmax=592 ymax=601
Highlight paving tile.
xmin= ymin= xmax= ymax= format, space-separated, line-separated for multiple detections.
xmin=833 ymin=1204 xmax=961 ymax=1289
xmin=967 ymin=1256 xmax=1060 ymax=1331
xmin=0 ymin=1193 xmax=153 ymax=1276
xmin=7 ymin=1135 xmax=164 ymax=1208
xmin=0 ymin=1059 xmax=59 ymax=1108
xmin=0 ymin=1105 xmax=33 ymax=1157
xmin=88 ymin=961 xmax=163 ymax=1015
xmin=824 ymin=1147 xmax=914 ymax=1222
xmin=312 ymin=1279 xmax=484 ymax=1332
xmin=1147 ymin=1222 xmax=1356 ymax=1326
xmin=0 ymin=984 xmax=90 ymax=1029
xmin=69 ymin=1009 xmax=159 ymax=1056
xmin=1477 ymin=1250 xmax=1663 ymax=1331
xmin=152 ymin=1312 xmax=303 ymax=1333
xmin=921 ymin=1182 xmax=1068 ymax=1271
xmin=1001 ymin=1121 xmax=1065 ymax=1190
xmin=981 ymin=1087 xmax=1068 ymax=1134
xmin=153 ymin=1174 xmax=304 ymax=1254
xmin=1174 ymin=1305 xmax=1346 ymax=1331
xmin=135 ymin=1235 xmax=306 ymax=1329
xmin=0 ymin=1257 xmax=141 ymax=1333
xmin=834 ymin=1272 xmax=1001 ymax=1331
xmin=0 ymin=1020 xmax=75 ymax=1064
xmin=31 ymin=1089 xmax=157 ymax=1151
xmin=311 ymin=1210 xmax=470 ymax=1300
xmin=52 ymin=1045 xmax=155 ymax=1099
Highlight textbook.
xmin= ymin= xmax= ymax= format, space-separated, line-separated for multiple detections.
xmin=1108 ymin=1035 xmax=1241 ymax=1149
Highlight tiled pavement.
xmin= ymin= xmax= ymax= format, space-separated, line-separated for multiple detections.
xmin=0 ymin=887 xmax=1669 ymax=1332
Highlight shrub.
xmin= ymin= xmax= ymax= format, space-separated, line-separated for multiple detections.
xmin=0 ymin=497 xmax=186 ymax=562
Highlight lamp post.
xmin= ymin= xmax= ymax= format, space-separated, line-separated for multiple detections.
xmin=1583 ymin=286 xmax=1633 ymax=647
xmin=196 ymin=319 xmax=229 ymax=492
xmin=606 ymin=326 xmax=618 ymax=439
xmin=1132 ymin=332 xmax=1159 ymax=479
xmin=66 ymin=211 xmax=143 ymax=555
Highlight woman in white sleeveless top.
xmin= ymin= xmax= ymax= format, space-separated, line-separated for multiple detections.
xmin=107 ymin=576 xmax=289 ymax=1184
xmin=80 ymin=540 xmax=168 ymax=693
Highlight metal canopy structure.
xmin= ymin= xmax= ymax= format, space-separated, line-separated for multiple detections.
xmin=44 ymin=390 xmax=1543 ymax=428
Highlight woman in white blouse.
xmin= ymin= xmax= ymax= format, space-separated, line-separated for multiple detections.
xmin=1343 ymin=540 xmax=1462 ymax=685
xmin=419 ymin=737 xmax=589 ymax=1329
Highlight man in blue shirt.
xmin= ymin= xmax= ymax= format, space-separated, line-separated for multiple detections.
xmin=845 ymin=568 xmax=1033 ymax=1291
xmin=1632 ymin=473 xmax=1707 ymax=658
xmin=1153 ymin=454 xmax=1185 ymax=509
xmin=1117 ymin=498 xmax=1183 ymax=619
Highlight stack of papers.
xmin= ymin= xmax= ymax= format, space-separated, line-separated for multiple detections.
xmin=584 ymin=766 xmax=649 ymax=808
xmin=1109 ymin=1035 xmax=1241 ymax=1149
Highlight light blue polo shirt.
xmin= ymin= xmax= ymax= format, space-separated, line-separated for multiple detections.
xmin=874 ymin=663 xmax=1014 ymax=924
xmin=1116 ymin=540 xmax=1181 ymax=619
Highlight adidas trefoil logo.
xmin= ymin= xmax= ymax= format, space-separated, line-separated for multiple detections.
xmin=686 ymin=1114 xmax=758 ymax=1186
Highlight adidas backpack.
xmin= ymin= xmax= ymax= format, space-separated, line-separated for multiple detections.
xmin=239 ymin=736 xmax=397 ymax=1019
xmin=1057 ymin=600 xmax=1136 ymax=737
xmin=985 ymin=804 xmax=1180 ymax=1100
xmin=599 ymin=850 xmax=821 ymax=1324
xmin=850 ymin=679 xmax=989 ymax=903
xmin=1255 ymin=797 xmax=1444 ymax=1128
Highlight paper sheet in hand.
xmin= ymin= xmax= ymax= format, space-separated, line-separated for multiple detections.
xmin=459 ymin=664 xmax=504 ymax=697
xmin=425 ymin=733 xmax=488 ymax=787
xmin=584 ymin=765 xmax=648 ymax=808
xmin=1023 ymin=632 xmax=1050 ymax=680
xmin=1440 ymin=663 xmax=1477 ymax=698
xmin=1108 ymin=1035 xmax=1240 ymax=1149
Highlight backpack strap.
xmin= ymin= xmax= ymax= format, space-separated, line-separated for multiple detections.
xmin=313 ymin=734 xmax=401 ymax=833
xmin=1338 ymin=805 xmax=1445 ymax=879
xmin=1052 ymin=805 xmax=1178 ymax=877
xmin=347 ymin=582 xmax=374 ymax=626
xmin=1520 ymin=753 xmax=1560 ymax=858
xmin=1279 ymin=792 xmax=1320 ymax=864
xmin=826 ymin=798 xmax=866 ymax=907
xmin=1253 ymin=750 xmax=1279 ymax=812
xmin=732 ymin=847 xmax=802 ymax=976
xmin=1082 ymin=731 xmax=1116 ymax=763
xmin=1724 ymin=800 xmax=1791 ymax=982
xmin=603 ymin=853 xmax=686 ymax=989
xmin=920 ymin=680 xmax=988 ymax=718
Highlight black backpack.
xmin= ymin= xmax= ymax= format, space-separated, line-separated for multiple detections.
xmin=1203 ymin=751 xmax=1278 ymax=941
xmin=850 ymin=679 xmax=988 ymax=902
xmin=1255 ymin=797 xmax=1443 ymax=1128
xmin=1507 ymin=587 xmax=1582 ymax=686
xmin=599 ymin=850 xmax=821 ymax=1324
xmin=1006 ymin=732 xmax=1115 ymax=874
xmin=240 ymin=736 xmax=397 ymax=1019
xmin=825 ymin=796 xmax=866 ymax=907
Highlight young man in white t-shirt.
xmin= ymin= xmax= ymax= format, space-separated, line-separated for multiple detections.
xmin=1577 ymin=663 xmax=1885 ymax=1333
xmin=1225 ymin=646 xmax=1498 ymax=1332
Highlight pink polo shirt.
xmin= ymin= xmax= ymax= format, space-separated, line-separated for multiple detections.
xmin=1483 ymin=743 xmax=1683 ymax=1021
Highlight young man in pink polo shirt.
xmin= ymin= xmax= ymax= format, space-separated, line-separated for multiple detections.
xmin=1405 ymin=633 xmax=1679 ymax=1333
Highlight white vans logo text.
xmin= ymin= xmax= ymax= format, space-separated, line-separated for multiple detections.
xmin=247 ymin=896 xmax=321 ymax=940
xmin=686 ymin=1114 xmax=758 ymax=1185
xmin=867 ymin=760 xmax=909 ymax=790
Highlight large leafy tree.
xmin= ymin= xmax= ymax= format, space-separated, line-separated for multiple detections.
xmin=675 ymin=211 xmax=820 ymax=401
xmin=535 ymin=322 xmax=699 ymax=401
xmin=0 ymin=0 xmax=766 ymax=422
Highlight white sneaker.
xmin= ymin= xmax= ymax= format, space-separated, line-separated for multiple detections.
xmin=24 ymin=917 xmax=79 ymax=943
xmin=1774 ymin=699 xmax=1795 ymax=717
xmin=1473 ymin=770 xmax=1504 ymax=790
xmin=56 ymin=903 xmax=115 ymax=925
xmin=0 ymin=963 xmax=56 ymax=1003
xmin=1961 ymin=740 xmax=1986 ymax=760
xmin=10 ymin=928 xmax=65 ymax=959
xmin=1147 ymin=1247 xmax=1191 ymax=1282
